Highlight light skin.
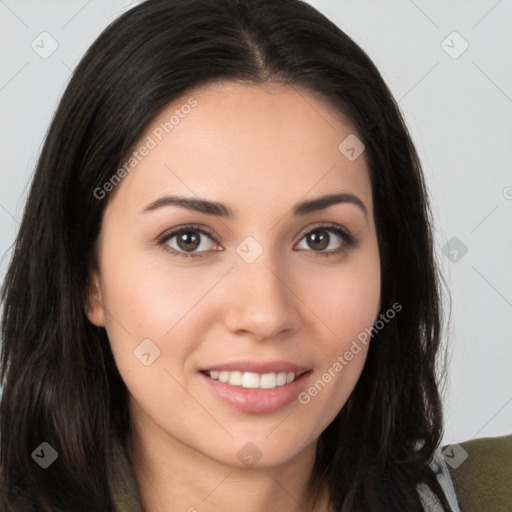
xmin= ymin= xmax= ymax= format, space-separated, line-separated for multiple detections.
xmin=86 ymin=81 xmax=381 ymax=512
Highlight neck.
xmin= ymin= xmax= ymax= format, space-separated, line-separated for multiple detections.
xmin=126 ymin=411 xmax=331 ymax=512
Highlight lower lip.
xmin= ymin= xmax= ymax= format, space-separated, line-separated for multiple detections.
xmin=199 ymin=371 xmax=312 ymax=413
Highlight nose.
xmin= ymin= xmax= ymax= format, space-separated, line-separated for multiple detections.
xmin=222 ymin=253 xmax=302 ymax=342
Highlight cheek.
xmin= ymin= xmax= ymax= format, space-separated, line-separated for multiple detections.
xmin=299 ymin=251 xmax=381 ymax=346
xmin=98 ymin=240 xmax=226 ymax=372
xmin=296 ymin=249 xmax=380 ymax=418
xmin=300 ymin=347 xmax=368 ymax=435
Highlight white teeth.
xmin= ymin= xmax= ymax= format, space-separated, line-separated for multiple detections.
xmin=242 ymin=372 xmax=260 ymax=388
xmin=260 ymin=373 xmax=276 ymax=389
xmin=228 ymin=371 xmax=242 ymax=386
xmin=206 ymin=370 xmax=298 ymax=389
xmin=276 ymin=372 xmax=287 ymax=386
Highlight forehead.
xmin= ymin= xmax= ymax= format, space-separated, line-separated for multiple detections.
xmin=108 ymin=81 xmax=372 ymax=218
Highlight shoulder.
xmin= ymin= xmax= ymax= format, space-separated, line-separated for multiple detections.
xmin=444 ymin=435 xmax=512 ymax=512
xmin=416 ymin=448 xmax=461 ymax=512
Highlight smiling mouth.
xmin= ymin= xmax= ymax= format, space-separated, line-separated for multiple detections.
xmin=199 ymin=368 xmax=313 ymax=413
xmin=201 ymin=370 xmax=309 ymax=390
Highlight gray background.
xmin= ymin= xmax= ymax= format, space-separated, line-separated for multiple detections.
xmin=1 ymin=0 xmax=511 ymax=446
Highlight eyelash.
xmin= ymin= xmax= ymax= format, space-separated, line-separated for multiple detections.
xmin=156 ymin=223 xmax=357 ymax=260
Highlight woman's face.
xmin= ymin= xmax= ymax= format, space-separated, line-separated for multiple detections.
xmin=87 ymin=81 xmax=381 ymax=468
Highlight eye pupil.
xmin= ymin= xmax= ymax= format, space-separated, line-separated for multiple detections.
xmin=177 ymin=231 xmax=200 ymax=251
xmin=307 ymin=230 xmax=329 ymax=251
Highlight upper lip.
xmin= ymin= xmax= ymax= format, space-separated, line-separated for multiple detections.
xmin=200 ymin=360 xmax=310 ymax=374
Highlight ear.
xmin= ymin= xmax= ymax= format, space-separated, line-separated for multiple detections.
xmin=85 ymin=270 xmax=106 ymax=327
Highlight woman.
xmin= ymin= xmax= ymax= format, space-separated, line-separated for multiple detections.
xmin=0 ymin=0 xmax=460 ymax=510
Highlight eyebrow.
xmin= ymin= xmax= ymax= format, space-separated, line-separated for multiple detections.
xmin=141 ymin=192 xmax=368 ymax=218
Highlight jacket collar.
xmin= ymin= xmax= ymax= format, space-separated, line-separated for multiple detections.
xmin=110 ymin=435 xmax=143 ymax=512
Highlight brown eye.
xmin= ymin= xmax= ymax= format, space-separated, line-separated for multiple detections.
xmin=305 ymin=230 xmax=330 ymax=251
xmin=159 ymin=226 xmax=220 ymax=259
xmin=296 ymin=225 xmax=356 ymax=257
xmin=176 ymin=231 xmax=201 ymax=252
